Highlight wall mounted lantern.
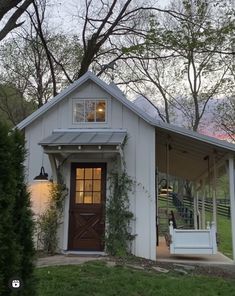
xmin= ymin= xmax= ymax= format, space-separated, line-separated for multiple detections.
xmin=33 ymin=166 xmax=48 ymax=181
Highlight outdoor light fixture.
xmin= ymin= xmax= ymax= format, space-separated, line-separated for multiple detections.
xmin=34 ymin=166 xmax=48 ymax=181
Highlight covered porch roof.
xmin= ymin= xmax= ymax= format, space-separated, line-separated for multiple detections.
xmin=156 ymin=127 xmax=232 ymax=181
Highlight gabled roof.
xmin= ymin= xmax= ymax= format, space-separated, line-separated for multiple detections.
xmin=17 ymin=71 xmax=235 ymax=153
xmin=16 ymin=71 xmax=154 ymax=130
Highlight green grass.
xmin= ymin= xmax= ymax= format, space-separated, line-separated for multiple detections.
xmin=217 ymin=215 xmax=233 ymax=258
xmin=36 ymin=262 xmax=235 ymax=296
xmin=206 ymin=213 xmax=233 ymax=259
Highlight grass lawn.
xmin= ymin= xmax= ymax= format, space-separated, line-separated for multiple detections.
xmin=36 ymin=261 xmax=235 ymax=296
xmin=212 ymin=214 xmax=232 ymax=259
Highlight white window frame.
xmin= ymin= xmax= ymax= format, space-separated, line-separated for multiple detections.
xmin=72 ymin=98 xmax=108 ymax=124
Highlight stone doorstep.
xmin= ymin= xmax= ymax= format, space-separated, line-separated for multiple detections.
xmin=152 ymin=266 xmax=169 ymax=273
xmin=173 ymin=263 xmax=195 ymax=270
xmin=36 ymin=256 xmax=100 ymax=267
xmin=125 ymin=264 xmax=145 ymax=270
xmin=174 ymin=268 xmax=188 ymax=275
xmin=106 ymin=261 xmax=116 ymax=267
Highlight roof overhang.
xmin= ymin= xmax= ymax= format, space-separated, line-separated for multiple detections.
xmin=39 ymin=129 xmax=127 ymax=154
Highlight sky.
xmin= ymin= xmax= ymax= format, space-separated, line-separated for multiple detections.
xmin=47 ymin=0 xmax=171 ymax=34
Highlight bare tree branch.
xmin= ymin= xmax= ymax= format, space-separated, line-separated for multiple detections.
xmin=0 ymin=0 xmax=33 ymax=41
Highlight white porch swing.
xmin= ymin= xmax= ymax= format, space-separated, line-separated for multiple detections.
xmin=164 ymin=144 xmax=218 ymax=255
xmin=169 ymin=222 xmax=217 ymax=255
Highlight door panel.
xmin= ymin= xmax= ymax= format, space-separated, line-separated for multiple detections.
xmin=68 ymin=163 xmax=106 ymax=251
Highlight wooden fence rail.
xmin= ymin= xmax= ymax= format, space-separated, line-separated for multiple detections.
xmin=159 ymin=195 xmax=231 ymax=218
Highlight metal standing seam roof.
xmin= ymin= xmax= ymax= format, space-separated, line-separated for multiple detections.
xmin=39 ymin=130 xmax=127 ymax=146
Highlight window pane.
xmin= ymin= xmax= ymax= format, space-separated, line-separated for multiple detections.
xmin=74 ymin=102 xmax=84 ymax=122
xmin=85 ymin=180 xmax=92 ymax=191
xmin=93 ymin=168 xmax=101 ymax=179
xmin=93 ymin=192 xmax=101 ymax=203
xmin=85 ymin=100 xmax=95 ymax=122
xmin=93 ymin=180 xmax=101 ymax=191
xmin=75 ymin=192 xmax=83 ymax=203
xmin=85 ymin=168 xmax=92 ymax=179
xmin=76 ymin=168 xmax=84 ymax=179
xmin=76 ymin=180 xmax=84 ymax=191
xmin=84 ymin=192 xmax=92 ymax=204
xmin=96 ymin=101 xmax=106 ymax=122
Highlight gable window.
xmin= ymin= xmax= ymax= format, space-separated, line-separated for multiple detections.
xmin=73 ymin=99 xmax=106 ymax=123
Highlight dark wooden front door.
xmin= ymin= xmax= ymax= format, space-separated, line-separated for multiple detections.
xmin=68 ymin=163 xmax=106 ymax=251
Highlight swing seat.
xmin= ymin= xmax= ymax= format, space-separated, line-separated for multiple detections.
xmin=169 ymin=221 xmax=217 ymax=255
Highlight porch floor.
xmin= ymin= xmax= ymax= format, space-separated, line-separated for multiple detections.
xmin=156 ymin=237 xmax=233 ymax=265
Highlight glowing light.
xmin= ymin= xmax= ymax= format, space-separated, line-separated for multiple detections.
xmin=29 ymin=182 xmax=51 ymax=216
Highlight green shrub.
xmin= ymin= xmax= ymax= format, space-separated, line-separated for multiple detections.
xmin=0 ymin=124 xmax=35 ymax=295
xmin=37 ymin=181 xmax=67 ymax=255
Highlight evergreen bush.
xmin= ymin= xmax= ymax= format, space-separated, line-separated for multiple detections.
xmin=0 ymin=123 xmax=35 ymax=295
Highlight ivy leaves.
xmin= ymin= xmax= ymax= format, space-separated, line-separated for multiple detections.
xmin=106 ymin=171 xmax=135 ymax=257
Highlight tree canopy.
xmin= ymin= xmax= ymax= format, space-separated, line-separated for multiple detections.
xmin=0 ymin=0 xmax=234 ymax=137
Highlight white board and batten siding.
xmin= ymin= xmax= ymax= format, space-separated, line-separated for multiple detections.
xmin=24 ymin=79 xmax=156 ymax=260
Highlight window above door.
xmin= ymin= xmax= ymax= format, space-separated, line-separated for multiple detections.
xmin=73 ymin=99 xmax=107 ymax=123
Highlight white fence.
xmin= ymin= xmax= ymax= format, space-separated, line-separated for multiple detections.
xmin=169 ymin=221 xmax=217 ymax=255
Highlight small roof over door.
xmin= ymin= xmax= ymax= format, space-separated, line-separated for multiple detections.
xmin=39 ymin=129 xmax=127 ymax=149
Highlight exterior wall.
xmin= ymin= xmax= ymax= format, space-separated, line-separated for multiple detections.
xmin=24 ymin=80 xmax=113 ymax=183
xmin=24 ymin=79 xmax=156 ymax=260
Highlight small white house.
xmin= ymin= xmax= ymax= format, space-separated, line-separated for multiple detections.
xmin=17 ymin=72 xmax=235 ymax=262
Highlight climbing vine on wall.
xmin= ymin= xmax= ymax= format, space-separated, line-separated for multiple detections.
xmin=105 ymin=170 xmax=136 ymax=257
xmin=37 ymin=173 xmax=67 ymax=255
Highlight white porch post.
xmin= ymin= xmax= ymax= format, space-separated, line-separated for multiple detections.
xmin=212 ymin=153 xmax=217 ymax=229
xmin=228 ymin=155 xmax=235 ymax=262
xmin=166 ymin=143 xmax=170 ymax=215
xmin=201 ymin=179 xmax=206 ymax=229
xmin=192 ymin=184 xmax=198 ymax=229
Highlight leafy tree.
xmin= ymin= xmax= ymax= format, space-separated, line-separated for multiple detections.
xmin=0 ymin=85 xmax=35 ymax=126
xmin=216 ymin=97 xmax=235 ymax=141
xmin=29 ymin=0 xmax=199 ymax=83
xmin=119 ymin=0 xmax=234 ymax=131
xmin=0 ymin=32 xmax=82 ymax=107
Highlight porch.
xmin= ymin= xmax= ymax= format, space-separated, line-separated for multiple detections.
xmin=155 ymin=126 xmax=235 ymax=263
xmin=157 ymin=236 xmax=233 ymax=265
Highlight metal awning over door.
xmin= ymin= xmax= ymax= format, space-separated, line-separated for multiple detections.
xmin=39 ymin=129 xmax=127 ymax=153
